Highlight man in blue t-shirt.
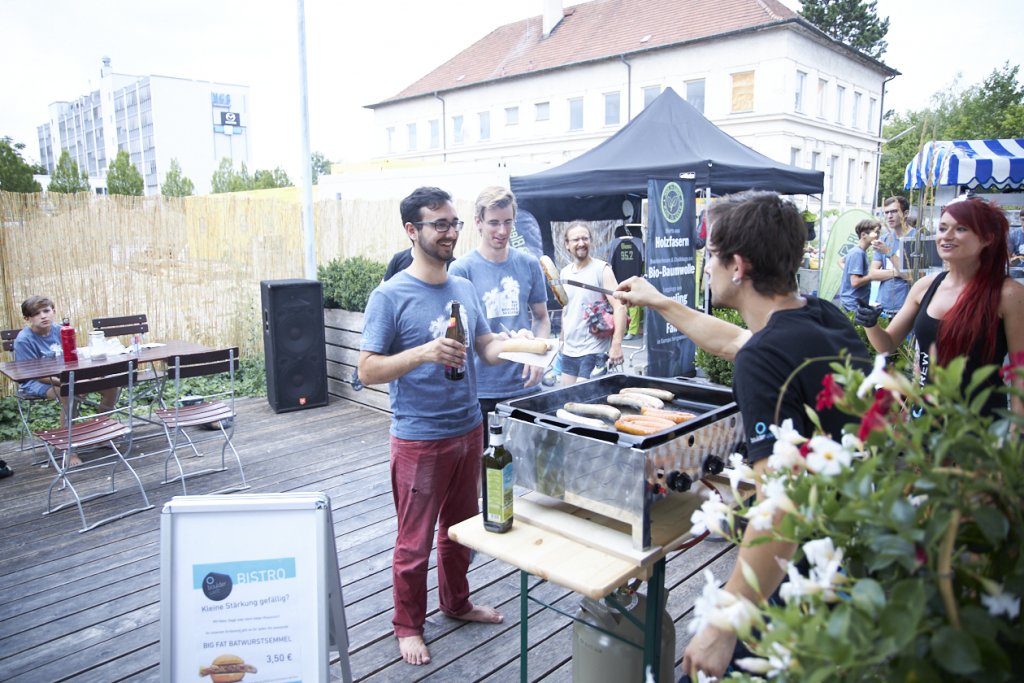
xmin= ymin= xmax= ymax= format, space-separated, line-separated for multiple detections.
xmin=871 ymin=196 xmax=915 ymax=315
xmin=449 ymin=186 xmax=549 ymax=434
xmin=839 ymin=219 xmax=880 ymax=311
xmin=359 ymin=186 xmax=514 ymax=667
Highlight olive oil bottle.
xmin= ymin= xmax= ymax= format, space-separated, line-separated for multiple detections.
xmin=482 ymin=413 xmax=513 ymax=533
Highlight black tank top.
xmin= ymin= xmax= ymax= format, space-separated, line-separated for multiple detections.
xmin=912 ymin=272 xmax=1009 ymax=418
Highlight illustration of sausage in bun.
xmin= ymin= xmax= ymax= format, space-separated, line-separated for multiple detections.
xmin=539 ymin=255 xmax=568 ymax=306
xmin=199 ymin=654 xmax=257 ymax=683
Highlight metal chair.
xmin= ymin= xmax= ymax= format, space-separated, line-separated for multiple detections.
xmin=1 ymin=328 xmax=49 ymax=464
xmin=152 ymin=347 xmax=249 ymax=495
xmin=35 ymin=359 xmax=153 ymax=532
xmin=91 ymin=314 xmax=166 ymax=413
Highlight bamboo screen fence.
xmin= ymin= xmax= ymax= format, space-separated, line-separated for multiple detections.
xmin=0 ymin=191 xmax=478 ymax=397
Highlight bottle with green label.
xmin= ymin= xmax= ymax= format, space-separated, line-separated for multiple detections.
xmin=482 ymin=413 xmax=513 ymax=533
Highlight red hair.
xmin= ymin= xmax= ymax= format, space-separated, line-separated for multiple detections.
xmin=937 ymin=198 xmax=1009 ymax=365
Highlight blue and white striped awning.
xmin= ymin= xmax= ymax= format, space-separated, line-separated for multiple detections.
xmin=904 ymin=139 xmax=1024 ymax=190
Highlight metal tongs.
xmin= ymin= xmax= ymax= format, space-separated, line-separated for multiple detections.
xmin=555 ymin=279 xmax=616 ymax=296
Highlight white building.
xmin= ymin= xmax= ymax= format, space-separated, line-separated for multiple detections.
xmin=366 ymin=0 xmax=898 ymax=213
xmin=37 ymin=57 xmax=250 ymax=196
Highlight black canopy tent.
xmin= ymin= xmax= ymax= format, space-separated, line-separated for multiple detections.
xmin=510 ymin=87 xmax=824 ymax=230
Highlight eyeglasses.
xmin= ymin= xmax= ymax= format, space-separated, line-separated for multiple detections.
xmin=414 ymin=220 xmax=464 ymax=234
xmin=567 ymin=235 xmax=591 ymax=244
xmin=485 ymin=219 xmax=516 ymax=230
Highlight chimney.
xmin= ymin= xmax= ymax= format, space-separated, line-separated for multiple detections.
xmin=542 ymin=0 xmax=564 ymax=38
xmin=100 ymin=56 xmax=112 ymax=78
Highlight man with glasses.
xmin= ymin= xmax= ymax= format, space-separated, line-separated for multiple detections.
xmin=616 ymin=191 xmax=868 ymax=680
xmin=359 ymin=186 xmax=510 ymax=666
xmin=449 ymin=186 xmax=549 ymax=435
xmin=559 ymin=221 xmax=626 ymax=384
xmin=870 ymin=195 xmax=915 ymax=315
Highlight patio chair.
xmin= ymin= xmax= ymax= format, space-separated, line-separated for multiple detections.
xmin=91 ymin=313 xmax=166 ymax=414
xmin=152 ymin=347 xmax=249 ymax=495
xmin=1 ymin=328 xmax=49 ymax=464
xmin=35 ymin=359 xmax=153 ymax=533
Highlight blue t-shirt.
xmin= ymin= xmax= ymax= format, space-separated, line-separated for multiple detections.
xmin=448 ymin=249 xmax=547 ymax=399
xmin=13 ymin=325 xmax=62 ymax=396
xmin=872 ymin=228 xmax=916 ymax=312
xmin=361 ymin=271 xmax=491 ymax=440
xmin=839 ymin=244 xmax=870 ymax=311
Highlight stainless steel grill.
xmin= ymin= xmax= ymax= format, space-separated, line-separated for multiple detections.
xmin=497 ymin=374 xmax=744 ymax=550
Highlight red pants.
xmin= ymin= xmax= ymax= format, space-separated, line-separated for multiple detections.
xmin=389 ymin=423 xmax=483 ymax=637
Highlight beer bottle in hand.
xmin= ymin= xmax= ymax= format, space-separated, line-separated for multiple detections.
xmin=482 ymin=413 xmax=513 ymax=533
xmin=444 ymin=300 xmax=466 ymax=381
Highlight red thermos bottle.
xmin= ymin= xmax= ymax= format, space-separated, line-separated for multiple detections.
xmin=60 ymin=317 xmax=78 ymax=361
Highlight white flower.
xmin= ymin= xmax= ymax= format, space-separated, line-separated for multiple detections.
xmin=688 ymin=569 xmax=760 ymax=637
xmin=725 ymin=453 xmax=755 ymax=495
xmin=802 ymin=537 xmax=842 ymax=569
xmin=778 ymin=562 xmax=822 ymax=603
xmin=908 ymin=494 xmax=928 ymax=507
xmin=769 ymin=418 xmax=806 ymax=446
xmin=981 ymin=585 xmax=1021 ymax=619
xmin=761 ymin=477 xmax=797 ymax=514
xmin=805 ymin=435 xmax=852 ymax=476
xmin=691 ymin=498 xmax=732 ymax=537
xmin=695 ymin=671 xmax=719 ymax=683
xmin=841 ymin=432 xmax=867 ymax=458
xmin=746 ymin=498 xmax=779 ymax=531
xmin=736 ymin=656 xmax=773 ymax=674
xmin=737 ymin=643 xmax=793 ymax=678
xmin=767 ymin=439 xmax=804 ymax=473
xmin=857 ymin=352 xmax=912 ymax=398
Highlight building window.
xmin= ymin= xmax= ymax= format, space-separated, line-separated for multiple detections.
xmin=862 ymin=161 xmax=872 ymax=203
xmin=790 ymin=147 xmax=801 ymax=167
xmin=604 ymin=92 xmax=620 ymax=126
xmin=795 ymin=70 xmax=806 ymax=112
xmin=836 ymin=85 xmax=846 ymax=124
xmin=811 ymin=151 xmax=821 ymax=171
xmin=829 ymin=155 xmax=839 ymax=201
xmin=479 ymin=111 xmax=490 ymax=141
xmin=686 ymin=79 xmax=705 ymax=114
xmin=817 ymin=78 xmax=827 ymax=118
xmin=407 ymin=123 xmax=417 ymax=150
xmin=731 ymin=71 xmax=754 ymax=113
xmin=852 ymin=92 xmax=862 ymax=128
xmin=453 ymin=115 xmax=464 ymax=145
xmin=505 ymin=106 xmax=519 ymax=126
xmin=429 ymin=119 xmax=440 ymax=149
xmin=568 ymin=97 xmax=583 ymax=131
xmin=642 ymin=85 xmax=661 ymax=108
xmin=846 ymin=158 xmax=856 ymax=201
xmin=868 ymin=97 xmax=878 ymax=131
xmin=535 ymin=101 xmax=550 ymax=121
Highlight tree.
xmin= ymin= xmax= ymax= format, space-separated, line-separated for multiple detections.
xmin=211 ymin=158 xmax=251 ymax=193
xmin=877 ymin=63 xmax=1024 ymax=201
xmin=799 ymin=0 xmax=889 ymax=59
xmin=311 ymin=151 xmax=331 ymax=184
xmin=0 ymin=137 xmax=43 ymax=192
xmin=161 ymin=158 xmax=195 ymax=197
xmin=253 ymin=167 xmax=291 ymax=190
xmin=106 ymin=149 xmax=144 ymax=196
xmin=48 ymin=150 xmax=90 ymax=193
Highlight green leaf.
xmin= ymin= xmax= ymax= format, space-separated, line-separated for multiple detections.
xmin=931 ymin=626 xmax=982 ymax=674
xmin=851 ymin=578 xmax=886 ymax=615
xmin=972 ymin=506 xmax=1010 ymax=546
xmin=825 ymin=602 xmax=851 ymax=640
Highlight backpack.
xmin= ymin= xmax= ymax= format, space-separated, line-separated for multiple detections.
xmin=583 ymin=299 xmax=616 ymax=338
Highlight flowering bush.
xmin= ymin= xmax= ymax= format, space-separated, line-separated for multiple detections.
xmin=689 ymin=352 xmax=1024 ymax=681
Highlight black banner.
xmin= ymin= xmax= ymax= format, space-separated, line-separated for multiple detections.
xmin=644 ymin=179 xmax=697 ymax=377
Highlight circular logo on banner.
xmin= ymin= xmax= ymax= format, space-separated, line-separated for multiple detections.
xmin=660 ymin=182 xmax=684 ymax=224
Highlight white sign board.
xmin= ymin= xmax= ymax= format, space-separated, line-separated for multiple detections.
xmin=161 ymin=493 xmax=351 ymax=683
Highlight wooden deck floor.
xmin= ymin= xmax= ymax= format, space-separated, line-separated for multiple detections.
xmin=0 ymin=396 xmax=737 ymax=682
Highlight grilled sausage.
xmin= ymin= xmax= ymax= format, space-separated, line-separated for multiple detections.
xmin=607 ymin=392 xmax=664 ymax=410
xmin=556 ymin=409 xmax=608 ymax=429
xmin=614 ymin=414 xmax=675 ymax=435
xmin=563 ymin=402 xmax=621 ymax=422
xmin=640 ymin=406 xmax=696 ymax=424
xmin=621 ymin=387 xmax=676 ymax=402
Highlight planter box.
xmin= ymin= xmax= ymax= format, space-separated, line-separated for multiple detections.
xmin=324 ymin=308 xmax=391 ymax=413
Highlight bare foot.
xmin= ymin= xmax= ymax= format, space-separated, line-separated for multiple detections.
xmin=68 ymin=453 xmax=83 ymax=468
xmin=452 ymin=603 xmax=504 ymax=624
xmin=397 ymin=635 xmax=431 ymax=666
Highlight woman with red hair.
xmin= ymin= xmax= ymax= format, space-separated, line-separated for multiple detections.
xmin=857 ymin=198 xmax=1023 ymax=417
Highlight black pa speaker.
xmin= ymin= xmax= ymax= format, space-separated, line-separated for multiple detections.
xmin=261 ymin=279 xmax=328 ymax=413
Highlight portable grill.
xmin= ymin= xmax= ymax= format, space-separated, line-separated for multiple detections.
xmin=496 ymin=374 xmax=744 ymax=550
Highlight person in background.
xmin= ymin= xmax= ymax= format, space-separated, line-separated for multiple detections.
xmin=1008 ymin=222 xmax=1024 ymax=264
xmin=14 ymin=295 xmax=118 ymax=467
xmin=449 ymin=186 xmax=549 ymax=434
xmin=857 ymin=197 xmax=1024 ymax=418
xmin=609 ymin=224 xmax=645 ymax=339
xmin=839 ymin=219 xmax=880 ymax=311
xmin=870 ymin=196 xmax=916 ymax=316
xmin=358 ymin=186 xmax=510 ymax=666
xmin=616 ymin=191 xmax=869 ymax=679
xmin=558 ymin=222 xmax=626 ymax=383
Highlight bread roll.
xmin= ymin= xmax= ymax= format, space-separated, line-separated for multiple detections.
xmin=539 ymin=255 xmax=568 ymax=306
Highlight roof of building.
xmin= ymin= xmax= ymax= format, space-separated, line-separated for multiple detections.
xmin=372 ymin=0 xmax=893 ymax=107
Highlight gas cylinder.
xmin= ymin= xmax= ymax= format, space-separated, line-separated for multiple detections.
xmin=572 ymin=583 xmax=675 ymax=682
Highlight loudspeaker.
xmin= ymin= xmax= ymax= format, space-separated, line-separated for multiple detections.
xmin=261 ymin=279 xmax=328 ymax=413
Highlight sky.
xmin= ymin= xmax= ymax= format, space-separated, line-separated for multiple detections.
xmin=2 ymin=0 xmax=1022 ymax=179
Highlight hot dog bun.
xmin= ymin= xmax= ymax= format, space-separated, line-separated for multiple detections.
xmin=539 ymin=255 xmax=568 ymax=306
xmin=200 ymin=654 xmax=257 ymax=683
xmin=501 ymin=338 xmax=551 ymax=354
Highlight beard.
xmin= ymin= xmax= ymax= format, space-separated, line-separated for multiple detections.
xmin=416 ymin=231 xmax=457 ymax=264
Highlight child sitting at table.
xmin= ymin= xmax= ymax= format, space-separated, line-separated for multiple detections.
xmin=14 ymin=295 xmax=118 ymax=466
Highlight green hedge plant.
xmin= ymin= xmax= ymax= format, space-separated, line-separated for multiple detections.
xmin=695 ymin=307 xmax=745 ymax=386
xmin=318 ymin=256 xmax=386 ymax=312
